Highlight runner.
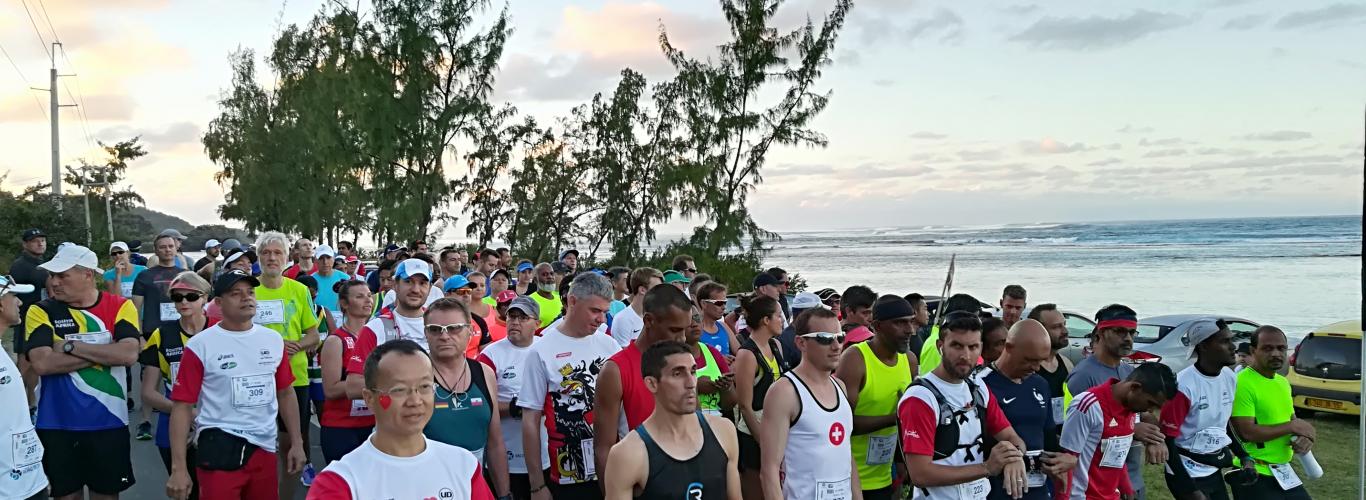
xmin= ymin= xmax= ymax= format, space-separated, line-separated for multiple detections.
xmin=477 ymin=297 xmax=550 ymax=500
xmin=917 ymin=293 xmax=985 ymax=376
xmin=604 ymin=341 xmax=740 ymax=500
xmin=684 ymin=304 xmax=733 ymax=417
xmin=140 ymin=272 xmax=214 ymax=500
xmin=732 ymin=273 xmax=788 ymax=334
xmin=380 ymin=254 xmax=444 ymax=309
xmin=103 ymin=241 xmax=146 ymax=298
xmin=606 ymin=266 xmax=630 ymax=316
xmin=515 ymin=261 xmax=535 ymax=296
xmin=311 ymin=244 xmax=347 ymax=317
xmin=662 ymin=270 xmax=690 ymax=292
xmin=126 ymin=240 xmax=149 ymax=266
xmin=518 ymin=273 xmax=621 ymax=499
xmin=420 ymin=298 xmax=513 ymax=499
xmin=1026 ymin=304 xmax=1075 ymax=435
xmin=486 ymin=268 xmax=513 ymax=307
xmin=336 ymin=241 xmax=365 ymax=276
xmin=775 ymin=291 xmax=824 ymax=369
xmin=835 ymin=295 xmax=918 ymax=500
xmin=594 ymin=285 xmax=695 ymax=483
xmin=308 ymin=339 xmax=496 ymax=500
xmin=1233 ymin=343 xmax=1251 ymax=373
xmin=466 ymin=270 xmax=499 ymax=336
xmin=980 ymin=317 xmax=1008 ymax=366
xmin=439 ymin=248 xmax=470 ymax=278
xmin=999 ymin=285 xmax=1027 ymax=328
xmin=1067 ymin=304 xmax=1168 ymax=500
xmin=411 ymin=240 xmax=431 ymax=256
xmin=477 ymin=248 xmax=501 ymax=278
xmin=24 ymin=243 xmax=142 ymax=500
xmin=193 ymin=239 xmax=222 ymax=277
xmin=902 ymin=293 xmax=929 ymax=355
xmin=758 ymin=307 xmax=858 ymax=500
xmin=731 ymin=294 xmax=788 ymax=500
xmin=282 ymin=238 xmax=316 ymax=279
xmin=978 ymin=320 xmax=1077 ymax=500
xmin=897 ymin=311 xmax=1028 ymax=500
xmin=482 ymin=290 xmax=516 ymax=350
xmin=251 ymin=232 xmax=322 ymax=497
xmin=441 ymin=274 xmax=491 ymax=357
xmin=671 ymin=254 xmax=697 ymax=281
xmin=694 ymin=281 xmax=740 ymax=356
xmin=817 ymin=288 xmax=841 ymax=314
xmin=609 ymin=267 xmax=662 ymax=347
xmin=527 ymin=263 xmax=562 ymax=328
xmin=1229 ymin=326 xmax=1317 ymax=500
xmin=1160 ymin=319 xmax=1255 ymax=500
xmin=341 ymin=255 xmax=360 ymax=278
xmin=764 ymin=267 xmax=792 ymax=322
xmin=346 ymin=258 xmax=437 ymax=398
xmin=318 ymin=280 xmax=375 ymax=464
xmin=151 ymin=229 xmax=196 ymax=269
xmin=0 ymin=274 xmax=48 ymax=500
xmin=10 ymin=228 xmax=48 ymax=405
xmin=1060 ymin=362 xmax=1178 ymax=500
xmin=559 ymin=249 xmax=580 ymax=272
xmin=134 ymin=232 xmax=191 ymax=335
xmin=839 ymin=285 xmax=877 ymax=345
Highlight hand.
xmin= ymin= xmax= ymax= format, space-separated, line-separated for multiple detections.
xmin=531 ymin=486 xmax=551 ymax=500
xmin=1001 ymin=460 xmax=1027 ymax=499
xmin=1292 ymin=436 xmax=1314 ymax=454
xmin=1291 ymin=419 xmax=1317 ymax=441
xmin=166 ymin=469 xmax=194 ymax=500
xmin=984 ymin=441 xmax=1023 ymax=476
xmin=116 ymin=260 xmax=131 ymax=274
xmin=1135 ymin=422 xmax=1165 ymax=447
xmin=1040 ymin=452 xmax=1077 ymax=479
xmin=286 ymin=445 xmax=307 ymax=475
xmin=724 ymin=354 xmax=736 ymax=366
xmin=715 ymin=373 xmax=734 ymax=392
xmin=1145 ymin=441 xmax=1168 ymax=464
xmin=284 ymin=341 xmax=301 ymax=356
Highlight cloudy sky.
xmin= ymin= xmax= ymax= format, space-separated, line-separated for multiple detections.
xmin=0 ymin=0 xmax=1362 ymax=237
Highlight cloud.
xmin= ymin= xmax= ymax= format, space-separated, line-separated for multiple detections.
xmin=1088 ymin=157 xmax=1122 ymax=167
xmin=1138 ymin=137 xmax=1187 ymax=147
xmin=768 ymin=163 xmax=838 ymax=177
xmin=1018 ymin=137 xmax=1092 ymax=155
xmin=1222 ymin=14 xmax=1267 ymax=30
xmin=557 ymin=2 xmax=722 ymax=58
xmin=859 ymin=164 xmax=935 ymax=179
xmin=836 ymin=50 xmax=863 ymax=66
xmin=909 ymin=131 xmax=948 ymax=140
xmin=495 ymin=52 xmax=661 ymax=102
xmin=1274 ymin=3 xmax=1366 ymax=30
xmin=1339 ymin=59 xmax=1366 ymax=70
xmin=957 ymin=148 xmax=1005 ymax=161
xmin=906 ymin=8 xmax=965 ymax=44
xmin=97 ymin=121 xmax=201 ymax=151
xmin=872 ymin=79 xmax=896 ymax=87
xmin=1237 ymin=130 xmax=1312 ymax=141
xmin=1142 ymin=148 xmax=1188 ymax=158
xmin=1008 ymin=10 xmax=1192 ymax=50
xmin=1116 ymin=124 xmax=1155 ymax=134
xmin=1001 ymin=4 xmax=1040 ymax=16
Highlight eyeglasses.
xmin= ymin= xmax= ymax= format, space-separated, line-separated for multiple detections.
xmin=109 ymin=251 xmax=125 ymax=256
xmin=700 ymin=299 xmax=726 ymax=307
xmin=425 ymin=323 xmax=470 ymax=337
xmin=684 ymin=268 xmax=697 ymax=273
xmin=369 ymin=382 xmax=437 ymax=402
xmin=169 ymin=292 xmax=203 ymax=303
xmin=451 ymin=288 xmax=473 ymax=296
xmin=800 ymin=332 xmax=846 ymax=346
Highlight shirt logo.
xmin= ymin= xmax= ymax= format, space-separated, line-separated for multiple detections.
xmin=1002 ymin=397 xmax=1017 ymax=405
xmin=437 ymin=488 xmax=454 ymax=499
xmin=555 ymin=351 xmax=572 ymax=359
xmin=686 ymin=482 xmax=705 ymax=500
xmin=828 ymin=422 xmax=845 ymax=445
xmin=1109 ymin=418 xmax=1118 ymax=427
xmin=220 ymin=361 xmax=237 ymax=370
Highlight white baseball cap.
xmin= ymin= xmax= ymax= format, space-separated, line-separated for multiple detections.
xmin=791 ymin=291 xmax=825 ymax=310
xmin=394 ymin=258 xmax=431 ymax=281
xmin=314 ymin=244 xmax=337 ymax=259
xmin=39 ymin=243 xmax=104 ymax=274
xmin=0 ymin=275 xmax=35 ymax=295
xmin=205 ymin=239 xmax=221 ymax=249
xmin=109 ymin=241 xmax=129 ymax=253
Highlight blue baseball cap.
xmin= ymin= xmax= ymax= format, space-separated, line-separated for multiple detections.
xmin=442 ymin=275 xmax=474 ymax=292
xmin=394 ymin=259 xmax=432 ymax=281
xmin=516 ymin=262 xmax=533 ymax=273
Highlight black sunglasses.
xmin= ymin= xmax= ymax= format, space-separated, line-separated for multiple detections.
xmin=169 ymin=292 xmax=203 ymax=303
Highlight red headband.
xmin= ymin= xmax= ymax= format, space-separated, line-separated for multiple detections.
xmin=1097 ymin=319 xmax=1138 ymax=330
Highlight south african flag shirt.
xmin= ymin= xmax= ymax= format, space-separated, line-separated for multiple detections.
xmin=24 ymin=293 xmax=141 ymax=431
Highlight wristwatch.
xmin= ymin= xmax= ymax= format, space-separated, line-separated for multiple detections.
xmin=509 ymin=397 xmax=522 ymax=418
xmin=62 ymin=342 xmax=76 ymax=355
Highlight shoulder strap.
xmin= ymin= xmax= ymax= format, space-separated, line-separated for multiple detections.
xmin=912 ymin=378 xmax=952 ymax=417
xmin=965 ymin=376 xmax=987 ymax=422
xmin=468 ymin=357 xmax=490 ymax=402
xmin=768 ymin=337 xmax=790 ymax=374
xmin=473 ymin=314 xmax=490 ymax=347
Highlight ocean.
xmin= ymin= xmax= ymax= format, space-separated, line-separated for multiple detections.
xmin=764 ymin=215 xmax=1362 ymax=336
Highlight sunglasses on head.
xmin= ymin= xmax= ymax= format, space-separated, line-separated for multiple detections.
xmin=169 ymin=292 xmax=203 ymax=303
xmin=425 ymin=323 xmax=470 ymax=336
xmin=800 ymin=331 xmax=845 ymax=346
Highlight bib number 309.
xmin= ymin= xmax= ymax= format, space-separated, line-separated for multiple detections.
xmin=231 ymin=374 xmax=273 ymax=408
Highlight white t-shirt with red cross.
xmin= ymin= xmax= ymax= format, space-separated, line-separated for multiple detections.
xmin=1060 ymin=380 xmax=1137 ymax=499
xmin=170 ymin=323 xmax=294 ymax=452
xmin=1159 ymin=365 xmax=1237 ymax=479
xmin=515 ymin=322 xmax=621 ymax=484
xmin=897 ymin=371 xmax=1012 ymax=500
xmin=308 ymin=436 xmax=494 ymax=500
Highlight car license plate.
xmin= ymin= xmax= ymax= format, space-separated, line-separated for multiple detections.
xmin=1304 ymin=398 xmax=1344 ymax=410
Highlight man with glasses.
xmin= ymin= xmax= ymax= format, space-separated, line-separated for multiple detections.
xmin=1066 ymin=304 xmax=1168 ymax=500
xmin=670 ymin=254 xmax=697 ymax=281
xmin=103 ymin=241 xmax=146 ymax=298
xmin=477 ymin=297 xmax=550 ymax=500
xmin=758 ymin=308 xmax=859 ymax=500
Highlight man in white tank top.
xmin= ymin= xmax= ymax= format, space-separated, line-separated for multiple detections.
xmin=758 ymin=308 xmax=860 ymax=500
xmin=309 ymin=339 xmax=495 ymax=500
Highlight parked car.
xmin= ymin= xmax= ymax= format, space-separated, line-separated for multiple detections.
xmin=1287 ymin=320 xmax=1361 ymax=417
xmin=1110 ymin=315 xmax=1260 ymax=373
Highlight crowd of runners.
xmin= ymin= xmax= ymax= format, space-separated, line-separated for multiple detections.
xmin=0 ymin=226 xmax=1323 ymax=500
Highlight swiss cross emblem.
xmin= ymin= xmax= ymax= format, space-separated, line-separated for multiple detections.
xmin=828 ymin=422 xmax=845 ymax=445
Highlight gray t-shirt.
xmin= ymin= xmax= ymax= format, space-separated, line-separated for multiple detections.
xmin=1067 ymin=357 xmax=1145 ymax=495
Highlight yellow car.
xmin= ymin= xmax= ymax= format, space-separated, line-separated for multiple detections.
xmin=1287 ymin=320 xmax=1361 ymax=416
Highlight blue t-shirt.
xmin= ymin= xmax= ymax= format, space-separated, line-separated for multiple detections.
xmin=102 ymin=265 xmax=147 ymax=298
xmin=980 ymin=366 xmax=1054 ymax=500
xmin=310 ymin=270 xmax=349 ymax=313
xmin=609 ymin=299 xmax=626 ymax=317
xmin=700 ymin=320 xmax=731 ymax=357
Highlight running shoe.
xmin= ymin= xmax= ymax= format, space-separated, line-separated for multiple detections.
xmin=135 ymin=421 xmax=153 ymax=441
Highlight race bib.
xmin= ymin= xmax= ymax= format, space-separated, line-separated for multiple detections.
xmin=581 ymin=438 xmax=596 ymax=477
xmin=10 ymin=428 xmax=42 ymax=468
xmin=167 ymin=361 xmax=182 ymax=390
xmin=1269 ymin=462 xmax=1303 ymax=490
xmin=231 ymin=374 xmax=273 ymax=408
xmin=119 ymin=281 xmax=134 ymax=297
xmin=1192 ymin=427 xmax=1227 ymax=453
xmin=1050 ymin=396 xmax=1064 ymax=424
xmin=65 ymin=331 xmax=112 ymax=345
xmin=349 ymin=399 xmax=373 ymax=417
xmin=815 ymin=477 xmax=852 ymax=500
xmin=254 ymin=299 xmax=286 ymax=325
xmin=957 ymin=477 xmax=989 ymax=500
xmin=1100 ymin=434 xmax=1134 ymax=468
xmin=1026 ymin=450 xmax=1047 ymax=488
xmin=865 ymin=434 xmax=896 ymax=465
xmin=160 ymin=302 xmax=181 ymax=321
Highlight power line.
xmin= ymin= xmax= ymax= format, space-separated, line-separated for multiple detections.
xmin=19 ymin=0 xmax=52 ymax=59
xmin=34 ymin=0 xmax=60 ymax=44
xmin=0 ymin=41 xmax=48 ymax=119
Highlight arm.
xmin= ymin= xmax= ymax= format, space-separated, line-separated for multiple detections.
xmin=278 ymin=386 xmax=305 ymax=474
xmin=837 ymin=347 xmax=896 ymax=434
xmin=707 ymin=415 xmax=743 ymax=500
xmin=482 ymin=364 xmax=511 ymax=498
xmin=320 ymin=337 xmax=347 ymax=400
xmin=758 ymin=378 xmax=795 ymax=500
xmin=298 ymin=325 xmax=321 ymax=352
xmin=166 ymin=401 xmax=197 ymax=499
xmin=603 ymin=436 xmax=646 ymax=500
xmin=593 ymin=361 xmax=624 ymax=489
xmin=26 ymin=346 xmax=94 ymax=375
xmin=141 ymin=365 xmax=174 ymax=413
xmin=1230 ymin=417 xmax=1313 ymax=444
xmin=66 ymin=337 xmax=141 ymax=367
xmin=522 ymin=409 xmax=547 ymax=492
xmin=721 ymin=322 xmax=742 ymax=357
xmin=733 ymin=350 xmax=761 ymax=435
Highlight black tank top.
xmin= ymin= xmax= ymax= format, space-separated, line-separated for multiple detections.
xmin=1036 ymin=352 xmax=1070 ymax=403
xmin=738 ymin=334 xmax=788 ymax=411
xmin=634 ymin=413 xmax=729 ymax=500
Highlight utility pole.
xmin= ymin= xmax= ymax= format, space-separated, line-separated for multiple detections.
xmin=39 ymin=42 xmax=78 ymax=201
xmin=72 ymin=166 xmax=91 ymax=246
xmin=103 ymin=168 xmax=113 ymax=241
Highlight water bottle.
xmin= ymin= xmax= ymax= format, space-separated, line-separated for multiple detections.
xmin=1292 ymin=437 xmax=1324 ymax=479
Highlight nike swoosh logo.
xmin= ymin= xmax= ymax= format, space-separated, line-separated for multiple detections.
xmin=1003 ymin=397 xmax=1016 ymax=404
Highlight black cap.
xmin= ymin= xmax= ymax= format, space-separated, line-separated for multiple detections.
xmin=551 ymin=261 xmax=572 ymax=273
xmin=21 ymin=228 xmax=44 ymax=241
xmin=127 ymin=240 xmax=142 ymax=251
xmin=294 ymin=275 xmax=318 ymax=291
xmin=213 ymin=270 xmax=260 ymax=296
xmin=753 ymin=273 xmax=780 ymax=288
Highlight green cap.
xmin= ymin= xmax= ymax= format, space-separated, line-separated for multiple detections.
xmin=662 ymin=270 xmax=691 ymax=284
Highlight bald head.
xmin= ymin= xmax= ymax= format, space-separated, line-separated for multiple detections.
xmin=998 ymin=319 xmax=1053 ymax=379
